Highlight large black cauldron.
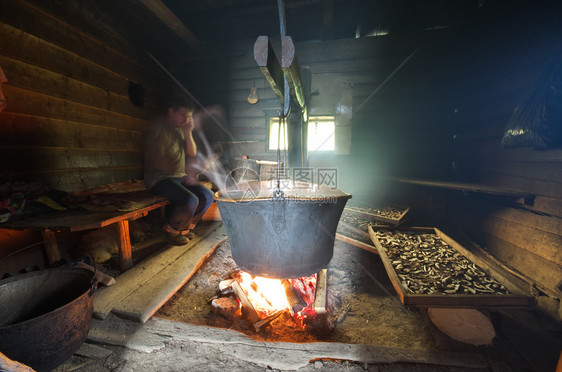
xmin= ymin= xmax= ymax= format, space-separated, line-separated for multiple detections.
xmin=215 ymin=181 xmax=351 ymax=278
xmin=0 ymin=267 xmax=95 ymax=371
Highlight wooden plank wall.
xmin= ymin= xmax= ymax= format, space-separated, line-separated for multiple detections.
xmin=177 ymin=30 xmax=460 ymax=194
xmin=446 ymin=4 xmax=562 ymax=297
xmin=0 ymin=0 xmax=169 ymax=192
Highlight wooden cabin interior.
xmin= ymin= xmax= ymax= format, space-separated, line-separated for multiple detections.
xmin=0 ymin=0 xmax=561 ymax=371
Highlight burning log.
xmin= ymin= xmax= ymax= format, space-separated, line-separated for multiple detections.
xmin=210 ymin=297 xmax=239 ymax=318
xmin=0 ymin=352 xmax=35 ymax=372
xmin=230 ymin=280 xmax=261 ymax=323
xmin=282 ymin=279 xmax=307 ymax=314
xmin=212 ymin=269 xmax=329 ymax=334
xmin=253 ymin=310 xmax=284 ymax=332
xmin=219 ymin=278 xmax=235 ymax=292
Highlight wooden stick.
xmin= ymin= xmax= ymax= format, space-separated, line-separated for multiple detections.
xmin=314 ymin=269 xmax=328 ymax=315
xmin=75 ymin=261 xmax=116 ymax=287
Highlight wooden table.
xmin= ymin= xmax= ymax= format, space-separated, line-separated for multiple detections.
xmin=1 ymin=200 xmax=169 ymax=271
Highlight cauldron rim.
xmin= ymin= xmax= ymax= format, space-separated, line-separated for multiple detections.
xmin=0 ymin=267 xmax=94 ymax=328
xmin=214 ymin=180 xmax=352 ymax=202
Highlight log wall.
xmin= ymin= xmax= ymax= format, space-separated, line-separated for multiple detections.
xmin=0 ymin=0 xmax=174 ymax=266
xmin=447 ymin=4 xmax=562 ymax=297
xmin=0 ymin=0 xmax=169 ymax=192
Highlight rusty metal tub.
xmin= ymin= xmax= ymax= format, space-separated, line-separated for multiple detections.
xmin=0 ymin=267 xmax=95 ymax=371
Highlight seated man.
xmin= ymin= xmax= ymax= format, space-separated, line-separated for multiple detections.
xmin=144 ymin=96 xmax=214 ymax=245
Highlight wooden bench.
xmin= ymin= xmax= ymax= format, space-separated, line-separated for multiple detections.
xmin=1 ymin=199 xmax=169 ymax=271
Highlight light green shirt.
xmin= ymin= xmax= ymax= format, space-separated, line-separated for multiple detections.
xmin=144 ymin=119 xmax=187 ymax=190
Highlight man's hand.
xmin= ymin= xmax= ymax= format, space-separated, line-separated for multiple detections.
xmin=181 ymin=115 xmax=195 ymax=134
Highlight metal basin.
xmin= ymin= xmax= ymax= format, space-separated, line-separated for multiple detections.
xmin=215 ymin=181 xmax=351 ymax=278
xmin=0 ymin=267 xmax=95 ymax=372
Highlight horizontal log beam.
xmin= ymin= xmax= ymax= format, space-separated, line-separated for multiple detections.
xmin=254 ymin=36 xmax=284 ymax=106
xmin=138 ymin=0 xmax=205 ymax=54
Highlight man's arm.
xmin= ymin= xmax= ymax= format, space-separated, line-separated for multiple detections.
xmin=184 ymin=129 xmax=197 ymax=157
xmin=182 ymin=115 xmax=197 ymax=157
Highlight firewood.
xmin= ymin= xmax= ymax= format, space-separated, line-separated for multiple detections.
xmin=282 ymin=280 xmax=306 ymax=315
xmin=314 ymin=269 xmax=328 ymax=315
xmin=253 ymin=310 xmax=284 ymax=332
xmin=231 ymin=280 xmax=260 ymax=323
xmin=211 ymin=297 xmax=239 ymax=318
xmin=0 ymin=352 xmax=35 ymax=372
xmin=219 ymin=279 xmax=235 ymax=291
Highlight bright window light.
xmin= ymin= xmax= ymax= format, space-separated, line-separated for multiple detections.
xmin=268 ymin=116 xmax=335 ymax=152
xmin=269 ymin=118 xmax=288 ymax=150
xmin=308 ymin=116 xmax=335 ymax=152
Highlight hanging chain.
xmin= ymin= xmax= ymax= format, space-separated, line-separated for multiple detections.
xmin=276 ymin=110 xmax=283 ymax=192
xmin=275 ymin=110 xmax=286 ymax=200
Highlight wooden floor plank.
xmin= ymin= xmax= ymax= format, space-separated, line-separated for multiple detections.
xmin=87 ymin=314 xmax=490 ymax=370
xmin=111 ymin=224 xmax=227 ymax=323
xmin=92 ymin=221 xmax=222 ymax=319
xmin=335 ymin=232 xmax=379 ymax=255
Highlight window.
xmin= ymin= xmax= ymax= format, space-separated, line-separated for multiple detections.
xmin=268 ymin=118 xmax=288 ymax=151
xmin=268 ymin=116 xmax=335 ymax=152
xmin=308 ymin=116 xmax=335 ymax=152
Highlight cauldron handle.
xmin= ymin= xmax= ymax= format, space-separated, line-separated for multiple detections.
xmin=271 ymin=189 xmax=286 ymax=235
xmin=71 ymin=252 xmax=98 ymax=296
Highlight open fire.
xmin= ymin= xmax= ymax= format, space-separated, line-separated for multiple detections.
xmin=211 ymin=269 xmax=327 ymax=332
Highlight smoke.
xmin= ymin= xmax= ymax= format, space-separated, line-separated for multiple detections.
xmin=192 ymin=129 xmax=231 ymax=192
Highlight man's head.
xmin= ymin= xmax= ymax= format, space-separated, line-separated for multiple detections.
xmin=167 ymin=96 xmax=195 ymax=128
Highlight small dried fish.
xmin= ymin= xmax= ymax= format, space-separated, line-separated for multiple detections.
xmin=373 ymin=229 xmax=510 ymax=295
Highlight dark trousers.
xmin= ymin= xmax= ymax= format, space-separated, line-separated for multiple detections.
xmin=150 ymin=178 xmax=214 ymax=231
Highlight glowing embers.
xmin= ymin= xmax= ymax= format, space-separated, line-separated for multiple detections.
xmin=211 ymin=269 xmax=327 ymax=332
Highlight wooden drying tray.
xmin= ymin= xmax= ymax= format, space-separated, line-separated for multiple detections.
xmin=344 ymin=203 xmax=410 ymax=226
xmin=336 ymin=216 xmax=378 ymax=255
xmin=368 ymin=225 xmax=534 ymax=308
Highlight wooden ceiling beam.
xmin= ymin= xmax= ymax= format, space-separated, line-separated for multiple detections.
xmin=254 ymin=36 xmax=285 ymax=106
xmin=282 ymin=36 xmax=307 ymax=121
xmin=138 ymin=0 xmax=205 ymax=54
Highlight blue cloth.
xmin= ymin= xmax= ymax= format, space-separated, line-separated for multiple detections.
xmin=150 ymin=177 xmax=213 ymax=231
